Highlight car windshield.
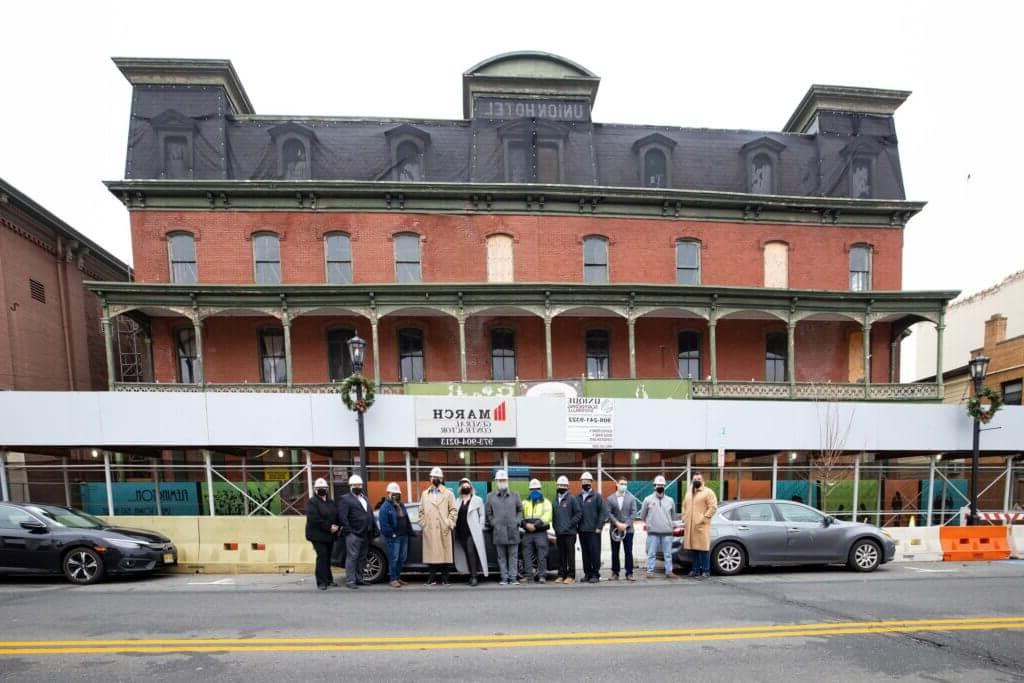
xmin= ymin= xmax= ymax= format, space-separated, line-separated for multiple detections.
xmin=26 ymin=506 xmax=107 ymax=529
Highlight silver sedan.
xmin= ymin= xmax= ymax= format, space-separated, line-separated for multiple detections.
xmin=674 ymin=499 xmax=896 ymax=576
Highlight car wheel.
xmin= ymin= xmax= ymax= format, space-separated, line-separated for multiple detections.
xmin=712 ymin=542 xmax=746 ymax=576
xmin=848 ymin=539 xmax=881 ymax=572
xmin=63 ymin=548 xmax=105 ymax=585
xmin=363 ymin=548 xmax=387 ymax=584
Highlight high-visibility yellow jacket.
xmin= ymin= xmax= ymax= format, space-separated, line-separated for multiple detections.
xmin=522 ymin=498 xmax=553 ymax=531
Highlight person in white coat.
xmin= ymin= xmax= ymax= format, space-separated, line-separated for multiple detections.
xmin=452 ymin=477 xmax=489 ymax=586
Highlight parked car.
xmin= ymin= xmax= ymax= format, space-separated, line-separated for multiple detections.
xmin=333 ymin=503 xmax=562 ymax=583
xmin=672 ymin=499 xmax=896 ymax=575
xmin=0 ymin=503 xmax=177 ymax=585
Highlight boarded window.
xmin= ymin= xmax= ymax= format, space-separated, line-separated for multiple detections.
xmin=750 ymin=153 xmax=773 ymax=194
xmin=486 ymin=234 xmax=514 ymax=283
xmin=763 ymin=242 xmax=789 ymax=288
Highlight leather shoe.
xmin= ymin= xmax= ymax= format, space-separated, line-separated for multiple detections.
xmin=345 ymin=583 xmax=359 ymax=589
xmin=469 ymin=576 xmax=478 ymax=587
xmin=317 ymin=584 xmax=328 ymax=591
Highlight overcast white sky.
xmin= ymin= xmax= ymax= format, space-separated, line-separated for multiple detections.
xmin=1 ymin=1 xmax=1021 ymax=300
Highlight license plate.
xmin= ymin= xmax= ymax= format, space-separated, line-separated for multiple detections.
xmin=163 ymin=553 xmax=174 ymax=564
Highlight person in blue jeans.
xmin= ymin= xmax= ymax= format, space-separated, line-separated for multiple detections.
xmin=640 ymin=475 xmax=677 ymax=579
xmin=378 ymin=482 xmax=412 ymax=588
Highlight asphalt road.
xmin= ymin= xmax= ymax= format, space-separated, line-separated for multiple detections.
xmin=2 ymin=562 xmax=1024 ymax=682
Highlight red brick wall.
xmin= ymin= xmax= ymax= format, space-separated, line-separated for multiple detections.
xmin=130 ymin=211 xmax=902 ymax=290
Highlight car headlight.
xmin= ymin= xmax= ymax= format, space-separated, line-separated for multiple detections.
xmin=103 ymin=537 xmax=142 ymax=549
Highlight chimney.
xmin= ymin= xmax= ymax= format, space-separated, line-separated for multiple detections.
xmin=984 ymin=314 xmax=1007 ymax=351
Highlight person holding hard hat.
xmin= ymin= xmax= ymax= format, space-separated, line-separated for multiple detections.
xmin=453 ymin=477 xmax=488 ymax=586
xmin=419 ymin=466 xmax=457 ymax=586
xmin=578 ymin=472 xmax=608 ymax=584
xmin=337 ymin=474 xmax=378 ymax=589
xmin=641 ymin=475 xmax=677 ymax=579
xmin=521 ymin=479 xmax=553 ymax=583
xmin=378 ymin=482 xmax=412 ymax=588
xmin=552 ymin=475 xmax=582 ymax=584
xmin=305 ymin=477 xmax=339 ymax=590
xmin=486 ymin=469 xmax=523 ymax=585
xmin=607 ymin=477 xmax=638 ymax=581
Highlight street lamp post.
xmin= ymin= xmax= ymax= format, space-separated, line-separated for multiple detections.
xmin=346 ymin=335 xmax=369 ymax=488
xmin=967 ymin=354 xmax=990 ymax=526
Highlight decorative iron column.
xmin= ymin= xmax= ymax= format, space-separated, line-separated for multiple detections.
xmin=627 ymin=316 xmax=637 ymax=379
xmin=101 ymin=305 xmax=116 ymax=390
xmin=282 ymin=315 xmax=293 ymax=388
xmin=544 ymin=314 xmax=554 ymax=379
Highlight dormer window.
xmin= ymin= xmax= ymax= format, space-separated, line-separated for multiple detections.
xmin=632 ymin=133 xmax=676 ymax=188
xmin=385 ymin=125 xmax=431 ymax=182
xmin=851 ymin=157 xmax=873 ymax=198
xmin=741 ymin=136 xmax=786 ymax=195
xmin=151 ymin=109 xmax=196 ymax=180
xmin=268 ymin=122 xmax=315 ymax=180
xmin=498 ymin=119 xmax=567 ymax=184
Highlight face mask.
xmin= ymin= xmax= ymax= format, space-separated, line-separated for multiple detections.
xmin=460 ymin=486 xmax=472 ymax=494
xmin=557 ymin=488 xmax=568 ymax=495
xmin=618 ymin=484 xmax=627 ymax=493
xmin=582 ymin=483 xmax=592 ymax=492
xmin=655 ymin=486 xmax=665 ymax=495
xmin=693 ymin=480 xmax=703 ymax=490
xmin=392 ymin=494 xmax=401 ymax=503
xmin=351 ymin=487 xmax=362 ymax=496
xmin=497 ymin=481 xmax=508 ymax=491
xmin=315 ymin=488 xmax=328 ymax=498
xmin=530 ymin=490 xmax=542 ymax=501
xmin=431 ymin=478 xmax=442 ymax=487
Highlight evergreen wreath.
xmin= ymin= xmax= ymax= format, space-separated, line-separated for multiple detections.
xmin=967 ymin=387 xmax=1003 ymax=424
xmin=340 ymin=374 xmax=376 ymax=413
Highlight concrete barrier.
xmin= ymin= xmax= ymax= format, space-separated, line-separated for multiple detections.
xmin=887 ymin=527 xmax=943 ymax=562
xmin=1010 ymin=526 xmax=1024 ymax=559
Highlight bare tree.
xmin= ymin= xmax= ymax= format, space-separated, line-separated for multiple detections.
xmin=811 ymin=398 xmax=856 ymax=515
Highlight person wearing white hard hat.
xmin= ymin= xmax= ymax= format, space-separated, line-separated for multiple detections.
xmin=337 ymin=474 xmax=378 ymax=589
xmin=453 ymin=478 xmax=488 ymax=586
xmin=419 ymin=466 xmax=456 ymax=586
xmin=305 ymin=477 xmax=339 ymax=590
xmin=521 ymin=479 xmax=553 ymax=583
xmin=577 ymin=472 xmax=608 ymax=584
xmin=379 ymin=482 xmax=412 ymax=588
xmin=486 ymin=469 xmax=523 ymax=586
xmin=552 ymin=475 xmax=581 ymax=583
xmin=641 ymin=475 xmax=677 ymax=579
xmin=607 ymin=477 xmax=639 ymax=581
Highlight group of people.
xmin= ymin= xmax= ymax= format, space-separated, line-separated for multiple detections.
xmin=304 ymin=467 xmax=719 ymax=590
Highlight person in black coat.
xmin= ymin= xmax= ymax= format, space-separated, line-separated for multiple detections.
xmin=552 ymin=475 xmax=583 ymax=583
xmin=305 ymin=477 xmax=339 ymax=590
xmin=577 ymin=471 xmax=608 ymax=583
xmin=336 ymin=474 xmax=378 ymax=589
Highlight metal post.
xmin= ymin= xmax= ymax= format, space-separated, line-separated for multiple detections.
xmin=404 ymin=451 xmax=413 ymax=501
xmin=686 ymin=453 xmax=693 ymax=489
xmin=0 ymin=450 xmax=8 ymax=502
xmin=927 ymin=455 xmax=937 ymax=526
xmin=328 ymin=456 xmax=335 ymax=498
xmin=807 ymin=458 xmax=814 ymax=508
xmin=458 ymin=316 xmax=468 ymax=383
xmin=241 ymin=456 xmax=249 ymax=515
xmin=852 ymin=454 xmax=861 ymax=523
xmin=305 ymin=451 xmax=314 ymax=498
xmin=935 ymin=311 xmax=946 ymax=401
xmin=787 ymin=319 xmax=796 ymax=398
xmin=192 ymin=318 xmax=205 ymax=387
xmin=544 ymin=316 xmax=553 ymax=379
xmin=371 ymin=317 xmax=381 ymax=384
xmin=970 ymin=407 xmax=981 ymax=525
xmin=355 ymin=382 xmax=369 ymax=487
xmin=152 ymin=462 xmax=162 ymax=516
xmin=503 ymin=451 xmax=509 ymax=474
xmin=62 ymin=456 xmax=71 ymax=507
xmin=718 ymin=454 xmax=726 ymax=501
xmin=627 ymin=317 xmax=637 ymax=379
xmin=101 ymin=311 xmax=116 ymax=390
xmin=204 ymin=450 xmax=216 ymax=517
xmin=771 ymin=453 xmax=778 ymax=499
xmin=103 ymin=452 xmax=114 ymax=516
xmin=862 ymin=319 xmax=871 ymax=399
xmin=708 ymin=319 xmax=718 ymax=395
xmin=597 ymin=452 xmax=603 ymax=491
xmin=282 ymin=317 xmax=293 ymax=388
xmin=1005 ymin=457 xmax=1014 ymax=513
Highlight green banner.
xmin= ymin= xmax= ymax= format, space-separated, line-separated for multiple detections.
xmin=200 ymin=481 xmax=285 ymax=516
xmin=583 ymin=379 xmax=691 ymax=399
xmin=403 ymin=382 xmax=518 ymax=397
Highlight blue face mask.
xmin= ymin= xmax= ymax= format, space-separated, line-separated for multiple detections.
xmin=530 ymin=490 xmax=543 ymax=502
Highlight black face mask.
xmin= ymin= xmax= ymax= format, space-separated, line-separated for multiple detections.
xmin=431 ymin=478 xmax=442 ymax=487
xmin=655 ymin=486 xmax=665 ymax=495
xmin=351 ymin=487 xmax=363 ymax=496
xmin=315 ymin=488 xmax=328 ymax=498
xmin=557 ymin=488 xmax=568 ymax=494
xmin=391 ymin=494 xmax=401 ymax=503
xmin=693 ymin=480 xmax=703 ymax=490
xmin=582 ymin=484 xmax=592 ymax=492
xmin=460 ymin=486 xmax=472 ymax=494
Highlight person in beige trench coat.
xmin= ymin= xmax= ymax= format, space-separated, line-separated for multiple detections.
xmin=682 ymin=472 xmax=718 ymax=577
xmin=419 ymin=467 xmax=457 ymax=586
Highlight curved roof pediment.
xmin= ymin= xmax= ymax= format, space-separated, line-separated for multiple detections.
xmin=463 ymin=51 xmax=600 ymax=119
xmin=464 ymin=51 xmax=598 ymax=80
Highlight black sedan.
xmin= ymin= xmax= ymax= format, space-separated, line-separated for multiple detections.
xmin=333 ymin=503 xmax=561 ymax=583
xmin=673 ymin=499 xmax=896 ymax=575
xmin=0 ymin=503 xmax=177 ymax=585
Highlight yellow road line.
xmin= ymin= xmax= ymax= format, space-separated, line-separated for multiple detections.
xmin=0 ymin=617 xmax=1021 ymax=655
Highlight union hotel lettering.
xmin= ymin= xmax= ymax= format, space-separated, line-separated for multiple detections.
xmin=476 ymin=97 xmax=591 ymax=122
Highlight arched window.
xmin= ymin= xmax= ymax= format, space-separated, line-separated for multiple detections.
xmin=849 ymin=245 xmax=872 ymax=291
xmin=486 ymin=234 xmax=514 ymax=283
xmin=167 ymin=232 xmax=197 ymax=284
xmin=491 ymin=328 xmax=516 ymax=381
xmin=763 ymin=242 xmax=789 ymax=288
xmin=644 ymin=148 xmax=668 ymax=188
xmin=325 ymin=233 xmax=353 ymax=284
xmin=583 ymin=236 xmax=609 ymax=284
xmin=676 ymin=240 xmax=700 ymax=285
xmin=585 ymin=329 xmax=611 ymax=379
xmin=394 ymin=233 xmax=422 ymax=283
xmin=396 ymin=140 xmax=422 ymax=181
xmin=282 ymin=139 xmax=308 ymax=180
xmin=398 ymin=328 xmax=425 ymax=382
xmin=253 ymin=233 xmax=281 ymax=284
xmin=750 ymin=153 xmax=773 ymax=194
xmin=678 ymin=331 xmax=701 ymax=379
